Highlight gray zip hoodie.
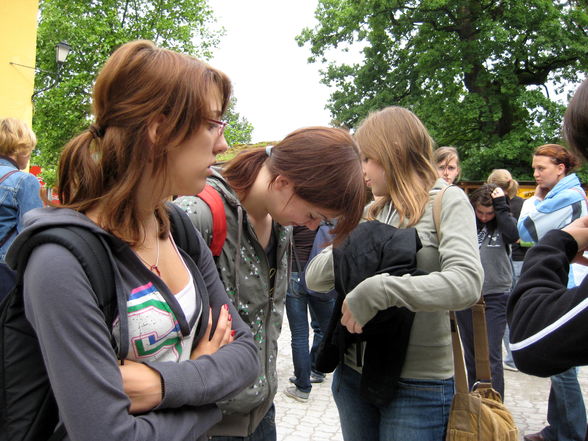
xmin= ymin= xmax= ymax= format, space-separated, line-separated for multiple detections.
xmin=175 ymin=169 xmax=291 ymax=437
xmin=7 ymin=207 xmax=259 ymax=441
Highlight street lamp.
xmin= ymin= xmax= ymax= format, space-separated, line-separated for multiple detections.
xmin=10 ymin=41 xmax=73 ymax=98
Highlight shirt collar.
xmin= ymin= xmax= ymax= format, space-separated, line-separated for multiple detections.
xmin=0 ymin=155 xmax=19 ymax=169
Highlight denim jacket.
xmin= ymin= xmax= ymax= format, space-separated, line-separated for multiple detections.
xmin=0 ymin=156 xmax=43 ymax=261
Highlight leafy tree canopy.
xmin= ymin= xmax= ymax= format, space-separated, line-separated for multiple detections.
xmin=298 ymin=0 xmax=588 ymax=180
xmin=33 ymin=0 xmax=251 ymax=187
xmin=223 ymin=97 xmax=254 ymax=148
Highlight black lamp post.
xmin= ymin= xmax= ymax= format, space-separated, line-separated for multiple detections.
xmin=10 ymin=41 xmax=72 ymax=99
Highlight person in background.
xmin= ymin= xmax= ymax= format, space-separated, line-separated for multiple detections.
xmin=514 ymin=142 xmax=587 ymax=441
xmin=174 ymin=127 xmax=365 ymax=441
xmin=487 ymin=168 xmax=526 ymax=372
xmin=456 ymin=183 xmax=518 ymax=399
xmin=0 ymin=117 xmax=43 ymax=300
xmin=9 ymin=40 xmax=260 ymax=441
xmin=284 ymin=224 xmax=337 ymax=402
xmin=306 ymin=106 xmax=483 ymax=441
xmin=434 ymin=146 xmax=461 ymax=185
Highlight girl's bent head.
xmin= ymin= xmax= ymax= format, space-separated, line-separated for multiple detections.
xmin=223 ymin=126 xmax=365 ymax=245
xmin=57 ymin=40 xmax=232 ymax=244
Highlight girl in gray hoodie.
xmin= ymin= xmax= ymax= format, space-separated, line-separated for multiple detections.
xmin=14 ymin=40 xmax=259 ymax=441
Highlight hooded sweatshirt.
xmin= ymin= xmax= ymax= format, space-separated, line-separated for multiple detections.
xmin=6 ymin=207 xmax=259 ymax=441
xmin=174 ymin=169 xmax=291 ymax=437
xmin=518 ymin=173 xmax=587 ymax=287
xmin=518 ymin=173 xmax=586 ymax=244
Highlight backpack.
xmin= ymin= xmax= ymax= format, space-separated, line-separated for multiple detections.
xmin=195 ymin=184 xmax=227 ymax=257
xmin=0 ymin=202 xmax=200 ymax=441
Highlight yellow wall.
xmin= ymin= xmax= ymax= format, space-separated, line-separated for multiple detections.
xmin=0 ymin=1 xmax=39 ymax=126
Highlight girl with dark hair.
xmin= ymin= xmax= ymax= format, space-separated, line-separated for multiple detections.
xmin=174 ymin=126 xmax=365 ymax=440
xmin=305 ymin=106 xmax=483 ymax=441
xmin=456 ymin=183 xmax=518 ymax=400
xmin=7 ymin=40 xmax=259 ymax=441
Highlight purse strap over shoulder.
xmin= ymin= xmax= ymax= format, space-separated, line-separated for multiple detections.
xmin=432 ymin=185 xmax=492 ymax=393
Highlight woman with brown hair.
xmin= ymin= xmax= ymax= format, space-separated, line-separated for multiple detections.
xmin=174 ymin=126 xmax=365 ymax=441
xmin=306 ymin=106 xmax=482 ymax=441
xmin=6 ymin=40 xmax=259 ymax=441
xmin=512 ymin=142 xmax=587 ymax=441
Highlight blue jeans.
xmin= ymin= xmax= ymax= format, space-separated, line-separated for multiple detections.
xmin=456 ymin=292 xmax=507 ymax=399
xmin=210 ymin=404 xmax=276 ymax=441
xmin=332 ymin=363 xmax=454 ymax=441
xmin=286 ymin=272 xmax=335 ymax=393
xmin=540 ymin=367 xmax=587 ymax=441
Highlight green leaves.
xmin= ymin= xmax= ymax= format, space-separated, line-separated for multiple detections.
xmin=299 ymin=0 xmax=588 ymax=180
xmin=32 ymin=0 xmax=224 ymax=187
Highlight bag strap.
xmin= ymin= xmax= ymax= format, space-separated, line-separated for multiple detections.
xmin=0 ymin=169 xmax=18 ymax=185
xmin=0 ymin=226 xmax=17 ymax=248
xmin=166 ymin=201 xmax=201 ymax=263
xmin=471 ymin=297 xmax=492 ymax=385
xmin=432 ymin=185 xmax=492 ymax=392
xmin=195 ymin=184 xmax=227 ymax=257
xmin=13 ymin=226 xmax=117 ymax=326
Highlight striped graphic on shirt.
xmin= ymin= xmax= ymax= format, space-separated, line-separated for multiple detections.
xmin=126 ymin=282 xmax=183 ymax=360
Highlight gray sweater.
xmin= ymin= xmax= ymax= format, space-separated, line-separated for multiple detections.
xmin=14 ymin=207 xmax=259 ymax=441
xmin=306 ymin=180 xmax=483 ymax=379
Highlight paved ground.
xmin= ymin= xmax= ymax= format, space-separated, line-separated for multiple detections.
xmin=273 ymin=315 xmax=588 ymax=441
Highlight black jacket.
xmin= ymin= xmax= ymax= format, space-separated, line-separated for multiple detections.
xmin=316 ymin=220 xmax=424 ymax=406
xmin=507 ymin=229 xmax=588 ymax=376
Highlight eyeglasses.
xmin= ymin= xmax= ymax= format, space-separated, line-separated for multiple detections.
xmin=207 ymin=119 xmax=229 ymax=136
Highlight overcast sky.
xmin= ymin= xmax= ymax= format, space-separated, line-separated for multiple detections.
xmin=207 ymin=0 xmax=333 ymax=143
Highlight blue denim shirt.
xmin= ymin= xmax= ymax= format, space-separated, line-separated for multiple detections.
xmin=0 ymin=156 xmax=43 ymax=262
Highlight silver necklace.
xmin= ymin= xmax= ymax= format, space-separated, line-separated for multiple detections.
xmin=137 ymin=219 xmax=161 ymax=277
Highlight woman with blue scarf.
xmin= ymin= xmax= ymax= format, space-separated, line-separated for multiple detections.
xmin=516 ymin=143 xmax=587 ymax=441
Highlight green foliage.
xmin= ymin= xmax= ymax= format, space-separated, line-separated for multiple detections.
xmin=298 ymin=0 xmax=588 ymax=180
xmin=223 ymin=97 xmax=254 ymax=147
xmin=216 ymin=142 xmax=272 ymax=163
xmin=33 ymin=0 xmax=224 ymax=187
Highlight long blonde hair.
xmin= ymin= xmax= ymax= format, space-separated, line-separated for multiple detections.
xmin=487 ymin=169 xmax=518 ymax=199
xmin=355 ymin=106 xmax=438 ymax=226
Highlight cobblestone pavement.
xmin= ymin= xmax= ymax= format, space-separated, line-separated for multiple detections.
xmin=274 ymin=315 xmax=588 ymax=441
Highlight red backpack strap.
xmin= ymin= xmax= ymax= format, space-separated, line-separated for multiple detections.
xmin=196 ymin=184 xmax=227 ymax=257
xmin=0 ymin=169 xmax=19 ymax=184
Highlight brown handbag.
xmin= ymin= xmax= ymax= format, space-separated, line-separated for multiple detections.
xmin=445 ymin=305 xmax=519 ymax=441
xmin=432 ymin=186 xmax=519 ymax=441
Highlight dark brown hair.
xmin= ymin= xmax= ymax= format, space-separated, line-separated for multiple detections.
xmin=56 ymin=40 xmax=231 ymax=244
xmin=469 ymin=183 xmax=497 ymax=208
xmin=222 ymin=126 xmax=365 ymax=244
xmin=563 ymin=78 xmax=588 ymax=162
xmin=533 ymin=143 xmax=579 ymax=175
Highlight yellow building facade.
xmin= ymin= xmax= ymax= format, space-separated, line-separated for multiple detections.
xmin=0 ymin=1 xmax=39 ymax=126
